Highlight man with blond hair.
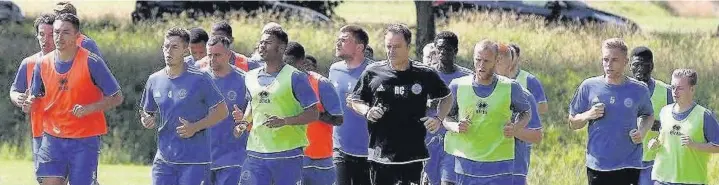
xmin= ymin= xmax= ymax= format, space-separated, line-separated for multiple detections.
xmin=568 ymin=38 xmax=655 ymax=185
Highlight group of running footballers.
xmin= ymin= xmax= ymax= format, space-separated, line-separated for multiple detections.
xmin=9 ymin=2 xmax=719 ymax=185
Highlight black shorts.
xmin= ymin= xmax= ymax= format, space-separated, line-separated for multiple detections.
xmin=369 ymin=161 xmax=423 ymax=185
xmin=587 ymin=167 xmax=640 ymax=185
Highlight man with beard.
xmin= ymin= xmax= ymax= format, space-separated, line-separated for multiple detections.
xmin=629 ymin=46 xmax=673 ymax=185
xmin=329 ymin=25 xmax=373 ymax=185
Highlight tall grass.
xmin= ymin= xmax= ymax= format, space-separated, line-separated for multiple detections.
xmin=1 ymin=10 xmax=717 ymax=184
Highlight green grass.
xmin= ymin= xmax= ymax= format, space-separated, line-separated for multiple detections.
xmin=3 ymin=1 xmax=719 ymax=185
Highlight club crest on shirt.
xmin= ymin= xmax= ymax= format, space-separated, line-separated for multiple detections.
xmin=624 ymin=98 xmax=633 ymax=108
xmin=476 ymin=101 xmax=489 ymax=115
xmin=227 ymin=90 xmax=237 ymax=101
xmin=670 ymin=125 xmax=682 ymax=136
xmin=411 ymin=83 xmax=422 ymax=95
xmin=178 ymin=89 xmax=188 ymax=99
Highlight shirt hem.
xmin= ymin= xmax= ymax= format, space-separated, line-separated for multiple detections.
xmin=585 ymin=165 xmax=643 ymax=171
xmin=334 ymin=148 xmax=368 ymax=157
xmin=247 ymin=153 xmax=304 ymax=160
xmin=367 ymin=158 xmax=428 ymax=165
xmin=456 ymin=172 xmax=514 ymax=178
xmin=211 ymin=165 xmax=242 ymax=170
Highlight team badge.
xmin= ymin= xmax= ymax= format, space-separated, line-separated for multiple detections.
xmin=411 ymin=83 xmax=422 ymax=95
xmin=178 ymin=89 xmax=188 ymax=99
xmin=227 ymin=90 xmax=237 ymax=101
xmin=624 ymin=98 xmax=633 ymax=108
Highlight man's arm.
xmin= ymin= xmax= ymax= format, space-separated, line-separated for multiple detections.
xmin=348 ymin=69 xmax=374 ymax=118
xmin=189 ymin=102 xmax=229 ymax=131
xmin=514 ymin=90 xmax=542 ymax=144
xmin=282 ymin=105 xmax=320 ymax=126
xmin=85 ymin=55 xmax=124 ymax=113
xmin=318 ymin=78 xmax=343 ymax=126
xmin=528 ymin=77 xmax=548 ymax=115
xmin=190 ymin=75 xmax=229 ymax=131
xmin=686 ymin=111 xmax=719 ymax=153
xmin=567 ymin=82 xmax=593 ymax=130
xmin=9 ymin=60 xmax=29 ymax=107
xmin=281 ymin=71 xmax=321 ymax=125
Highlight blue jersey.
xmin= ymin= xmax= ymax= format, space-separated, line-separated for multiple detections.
xmin=328 ymin=58 xmax=373 ymax=156
xmin=513 ymin=89 xmax=542 ymax=176
xmin=141 ymin=65 xmax=225 ymax=164
xmin=520 ymin=72 xmax=547 ymax=104
xmin=203 ymin=66 xmax=250 ymax=169
xmin=31 ymin=51 xmax=120 ymax=98
xmin=569 ymin=76 xmax=654 ymax=171
xmin=80 ymin=35 xmax=103 ymax=59
xmin=11 ymin=52 xmax=42 ymax=93
xmin=427 ymin=65 xmax=473 ymax=139
xmin=448 ymin=75 xmax=531 ymax=176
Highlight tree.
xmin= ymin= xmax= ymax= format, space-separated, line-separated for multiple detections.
xmin=414 ymin=1 xmax=436 ymax=58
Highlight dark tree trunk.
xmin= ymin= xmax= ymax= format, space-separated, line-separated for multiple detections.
xmin=414 ymin=1 xmax=436 ymax=59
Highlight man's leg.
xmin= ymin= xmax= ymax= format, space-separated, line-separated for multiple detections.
xmin=178 ymin=164 xmax=209 ymax=185
xmin=440 ymin=152 xmax=456 ymax=185
xmin=617 ymin=168 xmax=640 ymax=185
xmin=239 ymin=156 xmax=271 ymax=185
xmin=424 ymin=139 xmax=443 ymax=185
xmin=211 ymin=167 xmax=242 ymax=185
xmin=36 ymin=134 xmax=69 ymax=185
xmin=269 ymin=156 xmax=303 ymax=185
xmin=152 ymin=158 xmax=178 ymax=185
xmin=396 ymin=162 xmax=423 ymax=184
xmin=67 ymin=137 xmax=101 ymax=185
xmin=369 ymin=161 xmax=394 ymax=185
xmin=334 ymin=150 xmax=371 ymax=185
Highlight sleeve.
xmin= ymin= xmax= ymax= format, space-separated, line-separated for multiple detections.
xmin=199 ymin=75 xmax=225 ymax=110
xmin=248 ymin=60 xmax=263 ymax=70
xmin=30 ymin=63 xmax=45 ymax=97
xmin=291 ymin=71 xmax=319 ymax=108
xmin=425 ymin=70 xmax=451 ymax=99
xmin=88 ymin=55 xmax=121 ymax=96
xmin=10 ymin=60 xmax=28 ymax=93
xmin=140 ymin=78 xmax=158 ymax=112
xmin=525 ymin=90 xmax=542 ymax=129
xmin=637 ymin=86 xmax=654 ymax=117
xmin=351 ymin=69 xmax=374 ymax=104
xmin=447 ymin=81 xmax=460 ymax=120
xmin=242 ymin=88 xmax=251 ymax=110
xmin=510 ymin=82 xmax=531 ymax=113
xmin=703 ymin=110 xmax=719 ymax=146
xmin=527 ymin=76 xmax=548 ymax=104
xmin=568 ymin=82 xmax=589 ymax=116
xmin=318 ymin=78 xmax=343 ymax=115
xmin=81 ymin=38 xmax=103 ymax=59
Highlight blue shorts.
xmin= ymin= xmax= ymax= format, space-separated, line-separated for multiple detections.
xmin=302 ymin=157 xmax=336 ymax=185
xmin=152 ymin=158 xmax=209 ymax=185
xmin=31 ymin=137 xmax=42 ymax=171
xmin=424 ymin=135 xmax=456 ymax=184
xmin=512 ymin=175 xmax=526 ymax=185
xmin=456 ymin=174 xmax=513 ymax=185
xmin=36 ymin=134 xmax=100 ymax=185
xmin=639 ymin=165 xmax=654 ymax=185
xmin=208 ymin=166 xmax=241 ymax=185
xmin=240 ymin=155 xmax=302 ymax=185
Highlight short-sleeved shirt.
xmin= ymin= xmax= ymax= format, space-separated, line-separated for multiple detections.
xmin=184 ymin=56 xmax=196 ymax=66
xmin=328 ymin=58 xmax=374 ymax=156
xmin=569 ymin=76 xmax=654 ymax=171
xmin=314 ymin=73 xmax=343 ymax=116
xmin=671 ymin=104 xmax=719 ymax=146
xmin=79 ymin=34 xmax=103 ymax=59
xmin=31 ymin=51 xmax=120 ymax=98
xmin=647 ymin=78 xmax=674 ymax=104
xmin=425 ymin=65 xmax=473 ymax=142
xmin=230 ymin=51 xmax=263 ymax=71
xmin=520 ymin=72 xmax=548 ymax=104
xmin=514 ymin=89 xmax=542 ymax=176
xmin=203 ymin=66 xmax=251 ymax=168
xmin=448 ymin=75 xmax=530 ymax=176
xmin=141 ymin=65 xmax=225 ymax=164
xmin=11 ymin=52 xmax=42 ymax=93
xmin=245 ymin=64 xmax=319 ymax=159
xmin=352 ymin=61 xmax=451 ymax=164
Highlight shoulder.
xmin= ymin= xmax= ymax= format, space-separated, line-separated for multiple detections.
xmin=367 ymin=60 xmax=388 ymax=70
xmin=578 ymin=76 xmax=603 ymax=88
xmin=86 ymin=51 xmax=104 ymax=63
xmin=411 ymin=62 xmax=436 ymax=73
xmin=329 ymin=61 xmax=346 ymax=71
xmin=457 ymin=65 xmax=474 ymax=75
xmin=626 ymin=78 xmax=650 ymax=92
xmin=148 ymin=70 xmax=166 ymax=82
xmin=653 ymin=78 xmax=669 ymax=88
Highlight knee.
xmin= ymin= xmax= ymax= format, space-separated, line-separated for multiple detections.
xmin=40 ymin=177 xmax=65 ymax=185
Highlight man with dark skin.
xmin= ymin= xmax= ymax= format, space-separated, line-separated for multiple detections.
xmin=629 ymin=46 xmax=673 ymax=185
xmin=423 ymin=31 xmax=472 ymax=185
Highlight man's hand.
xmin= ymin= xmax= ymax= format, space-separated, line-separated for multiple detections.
xmin=232 ymin=104 xmax=244 ymax=123
xmin=680 ymin=135 xmax=696 ymax=147
xmin=582 ymin=103 xmax=605 ymax=121
xmin=420 ymin=116 xmax=441 ymax=134
xmin=139 ymin=110 xmax=155 ymax=129
xmin=629 ymin=129 xmax=643 ymax=144
xmin=504 ymin=122 xmax=517 ymax=138
xmin=263 ymin=115 xmax=287 ymax=128
xmin=22 ymin=94 xmax=35 ymax=113
xmin=366 ymin=106 xmax=385 ymax=122
xmin=11 ymin=90 xmax=29 ymax=108
xmin=71 ymin=104 xmax=96 ymax=118
xmin=177 ymin=117 xmax=198 ymax=138
xmin=446 ymin=120 xmax=469 ymax=133
xmin=234 ymin=121 xmax=250 ymax=138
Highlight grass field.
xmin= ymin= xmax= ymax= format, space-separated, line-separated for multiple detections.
xmin=2 ymin=1 xmax=719 ymax=185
